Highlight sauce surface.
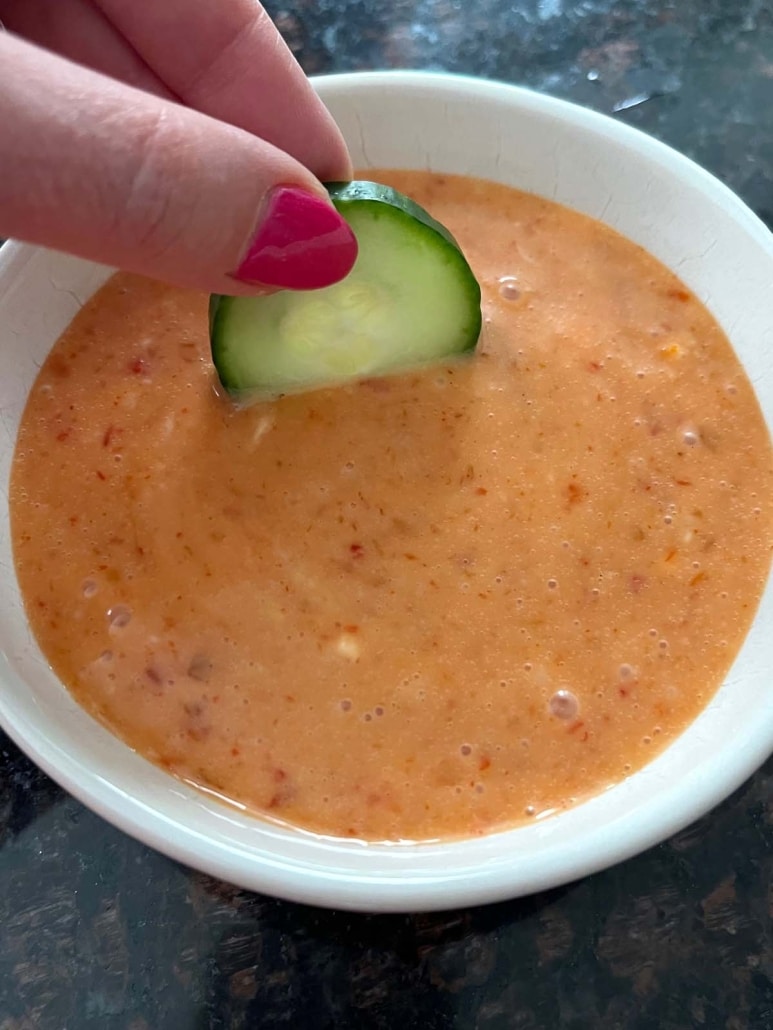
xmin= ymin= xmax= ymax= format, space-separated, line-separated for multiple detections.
xmin=11 ymin=171 xmax=773 ymax=841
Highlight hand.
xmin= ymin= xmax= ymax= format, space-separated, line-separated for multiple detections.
xmin=0 ymin=0 xmax=358 ymax=294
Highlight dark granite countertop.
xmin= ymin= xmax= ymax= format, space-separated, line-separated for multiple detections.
xmin=1 ymin=2 xmax=772 ymax=1027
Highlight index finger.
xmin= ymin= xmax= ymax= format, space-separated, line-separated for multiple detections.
xmin=0 ymin=0 xmax=173 ymax=97
xmin=92 ymin=0 xmax=352 ymax=182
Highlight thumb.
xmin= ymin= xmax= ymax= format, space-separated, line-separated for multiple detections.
xmin=0 ymin=33 xmax=358 ymax=295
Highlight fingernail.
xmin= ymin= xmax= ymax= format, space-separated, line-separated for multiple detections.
xmin=232 ymin=186 xmax=358 ymax=290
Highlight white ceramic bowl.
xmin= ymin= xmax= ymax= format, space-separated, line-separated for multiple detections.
xmin=1 ymin=72 xmax=772 ymax=913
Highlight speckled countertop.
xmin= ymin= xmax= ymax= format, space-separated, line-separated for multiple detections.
xmin=1 ymin=2 xmax=772 ymax=1027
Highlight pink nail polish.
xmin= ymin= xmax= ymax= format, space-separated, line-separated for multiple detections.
xmin=232 ymin=186 xmax=358 ymax=290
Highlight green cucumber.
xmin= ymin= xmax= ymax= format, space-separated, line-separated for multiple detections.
xmin=209 ymin=181 xmax=482 ymax=398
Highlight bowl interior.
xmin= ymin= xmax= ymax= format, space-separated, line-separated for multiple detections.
xmin=0 ymin=72 xmax=771 ymax=912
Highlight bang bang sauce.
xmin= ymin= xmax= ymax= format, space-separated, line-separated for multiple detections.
xmin=10 ymin=171 xmax=773 ymax=841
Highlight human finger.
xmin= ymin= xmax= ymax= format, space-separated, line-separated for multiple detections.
xmin=92 ymin=0 xmax=352 ymax=182
xmin=0 ymin=0 xmax=173 ymax=97
xmin=0 ymin=34 xmax=357 ymax=295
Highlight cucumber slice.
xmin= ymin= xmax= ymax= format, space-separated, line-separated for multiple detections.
xmin=210 ymin=181 xmax=482 ymax=398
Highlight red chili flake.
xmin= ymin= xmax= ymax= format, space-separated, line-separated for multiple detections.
xmin=143 ymin=667 xmax=164 ymax=697
xmin=102 ymin=425 xmax=116 ymax=447
xmin=664 ymin=549 xmax=678 ymax=563
xmin=48 ymin=355 xmax=71 ymax=379
xmin=96 ymin=470 xmax=107 ymax=481
xmin=630 ymin=573 xmax=647 ymax=593
xmin=689 ymin=571 xmax=707 ymax=587
xmin=343 ymin=624 xmax=359 ymax=634
xmin=475 ymin=487 xmax=488 ymax=496
xmin=231 ymin=747 xmax=240 ymax=757
xmin=588 ymin=360 xmax=603 ymax=372
xmin=668 ymin=288 xmax=690 ymax=302
xmin=566 ymin=481 xmax=585 ymax=506
xmin=619 ymin=686 xmax=629 ymax=697
xmin=567 ymin=720 xmax=586 ymax=735
xmin=478 ymin=755 xmax=491 ymax=772
xmin=267 ymin=769 xmax=295 ymax=808
xmin=129 ymin=357 xmax=148 ymax=375
xmin=349 ymin=543 xmax=364 ymax=558
xmin=404 ymin=552 xmax=418 ymax=561
xmin=675 ymin=479 xmax=692 ymax=487
xmin=56 ymin=428 xmax=71 ymax=442
xmin=184 ymin=701 xmax=210 ymax=741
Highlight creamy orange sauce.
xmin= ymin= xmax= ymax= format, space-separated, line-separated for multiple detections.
xmin=10 ymin=171 xmax=773 ymax=841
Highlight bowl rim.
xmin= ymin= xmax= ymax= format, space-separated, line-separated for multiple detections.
xmin=0 ymin=69 xmax=772 ymax=912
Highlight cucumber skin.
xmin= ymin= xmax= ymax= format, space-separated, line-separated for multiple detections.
xmin=208 ymin=294 xmax=220 ymax=338
xmin=325 ymin=181 xmax=464 ymax=252
xmin=210 ymin=181 xmax=482 ymax=397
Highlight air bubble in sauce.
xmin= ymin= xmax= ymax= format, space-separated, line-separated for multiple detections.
xmin=498 ymin=276 xmax=520 ymax=301
xmin=549 ymin=689 xmax=579 ymax=720
xmin=107 ymin=605 xmax=131 ymax=630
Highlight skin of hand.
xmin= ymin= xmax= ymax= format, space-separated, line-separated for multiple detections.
xmin=0 ymin=0 xmax=358 ymax=294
